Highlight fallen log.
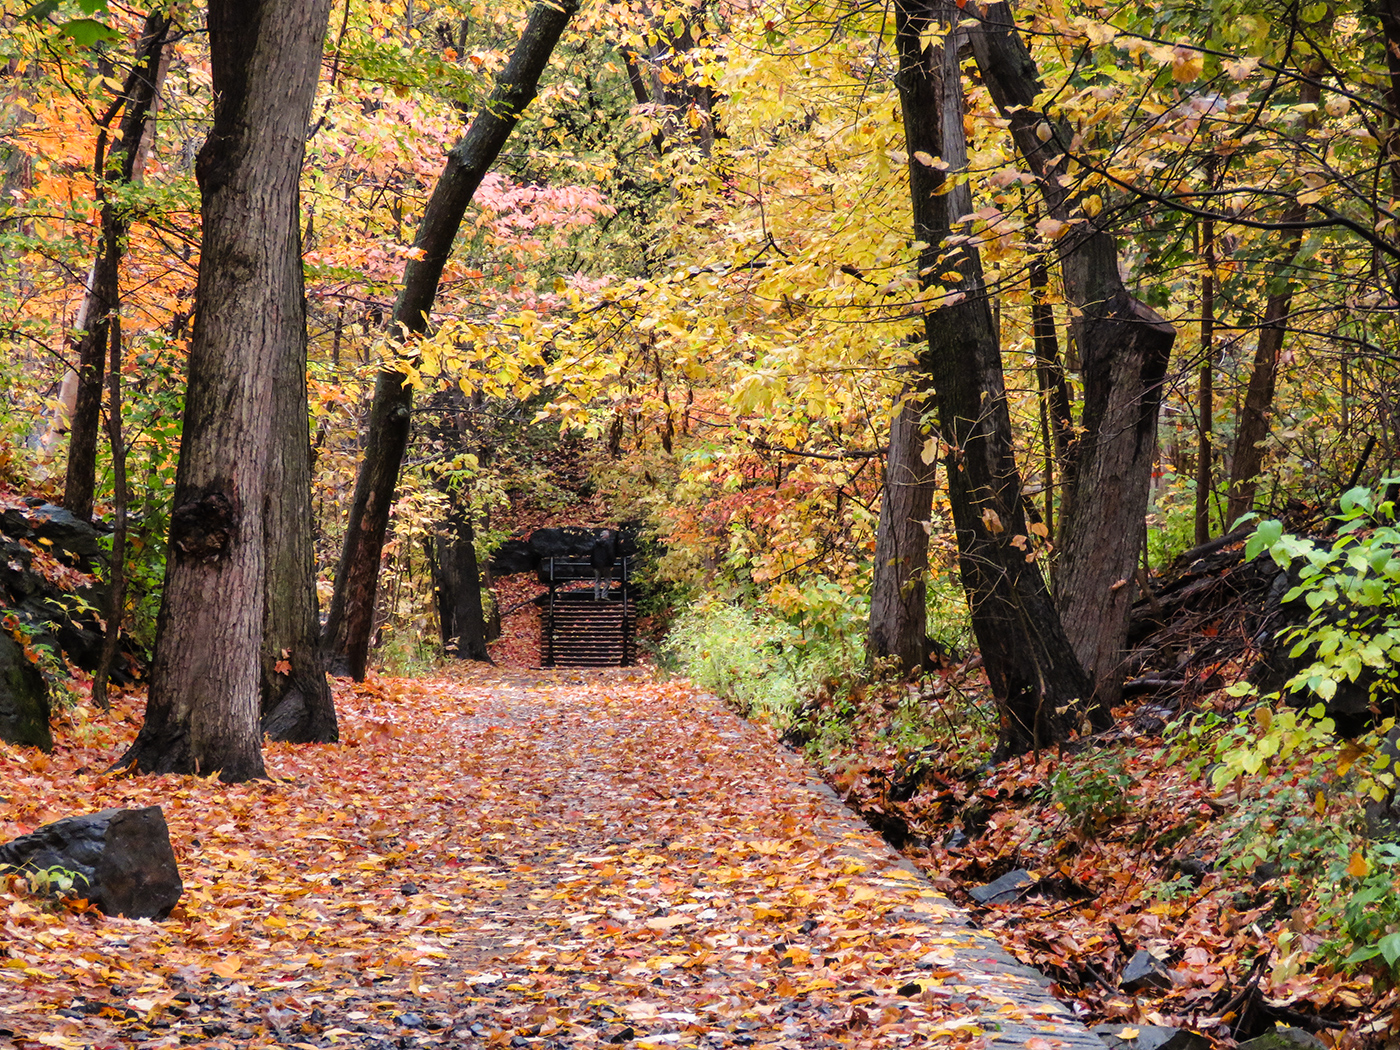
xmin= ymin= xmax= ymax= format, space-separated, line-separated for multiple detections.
xmin=0 ymin=806 xmax=182 ymax=918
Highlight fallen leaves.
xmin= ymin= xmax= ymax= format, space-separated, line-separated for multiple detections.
xmin=0 ymin=666 xmax=1090 ymax=1048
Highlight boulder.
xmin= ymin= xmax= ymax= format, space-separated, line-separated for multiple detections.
xmin=1120 ymin=948 xmax=1173 ymax=992
xmin=25 ymin=503 xmax=105 ymax=573
xmin=0 ymin=630 xmax=50 ymax=751
xmin=489 ymin=537 xmax=537 ymax=575
xmin=968 ymin=868 xmax=1035 ymax=904
xmin=1237 ymin=1027 xmax=1326 ymax=1050
xmin=0 ymin=807 xmax=182 ymax=919
xmin=1093 ymin=1024 xmax=1209 ymax=1050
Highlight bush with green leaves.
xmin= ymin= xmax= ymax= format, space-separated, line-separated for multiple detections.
xmin=1245 ymin=482 xmax=1400 ymax=711
xmin=661 ymin=595 xmax=862 ymax=724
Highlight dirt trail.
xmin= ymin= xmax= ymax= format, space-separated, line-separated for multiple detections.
xmin=1 ymin=666 xmax=1105 ymax=1049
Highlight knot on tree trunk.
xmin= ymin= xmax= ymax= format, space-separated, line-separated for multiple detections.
xmin=171 ymin=492 xmax=235 ymax=563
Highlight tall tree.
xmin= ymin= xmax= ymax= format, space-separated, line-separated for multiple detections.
xmin=886 ymin=0 xmax=1090 ymax=753
xmin=323 ymin=0 xmax=579 ymax=680
xmin=62 ymin=9 xmax=171 ymax=522
xmin=119 ymin=0 xmax=332 ymax=781
xmin=970 ymin=1 xmax=1176 ymax=714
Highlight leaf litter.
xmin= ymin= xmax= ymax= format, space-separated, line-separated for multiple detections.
xmin=0 ymin=667 xmax=1095 ymax=1049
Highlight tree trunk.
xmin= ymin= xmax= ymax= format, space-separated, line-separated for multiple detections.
xmin=91 ymin=315 xmax=126 ymax=712
xmin=1225 ymin=77 xmax=1317 ymax=524
xmin=1195 ymin=202 xmax=1216 ymax=546
xmin=971 ymin=2 xmax=1175 ymax=715
xmin=323 ymin=0 xmax=578 ymax=680
xmin=434 ymin=504 xmax=491 ymax=661
xmin=118 ymin=0 xmax=331 ymax=782
xmin=62 ymin=11 xmax=170 ymax=522
xmin=866 ymin=381 xmax=936 ymax=674
xmin=260 ymin=280 xmax=338 ymax=743
xmin=890 ymin=0 xmax=1090 ymax=753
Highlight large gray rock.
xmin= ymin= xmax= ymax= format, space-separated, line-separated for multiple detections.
xmin=0 ymin=629 xmax=50 ymax=751
xmin=1237 ymin=1027 xmax=1326 ymax=1050
xmin=1093 ymin=1024 xmax=1209 ymax=1050
xmin=1120 ymin=948 xmax=1173 ymax=992
xmin=0 ymin=807 xmax=182 ymax=919
xmin=969 ymin=869 xmax=1035 ymax=904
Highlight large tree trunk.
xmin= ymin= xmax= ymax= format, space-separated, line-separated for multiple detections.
xmin=62 ymin=11 xmax=170 ymax=523
xmin=971 ymin=3 xmax=1175 ymax=715
xmin=118 ymin=0 xmax=331 ymax=782
xmin=890 ymin=0 xmax=1090 ymax=753
xmin=323 ymin=0 xmax=578 ymax=680
xmin=866 ymin=381 xmax=936 ymax=674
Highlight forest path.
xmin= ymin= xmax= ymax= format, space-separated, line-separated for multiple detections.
xmin=1 ymin=666 xmax=1104 ymax=1050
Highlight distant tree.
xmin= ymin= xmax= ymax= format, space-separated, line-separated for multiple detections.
xmin=323 ymin=0 xmax=579 ymax=680
xmin=62 ymin=9 xmax=172 ymax=523
xmin=120 ymin=0 xmax=332 ymax=781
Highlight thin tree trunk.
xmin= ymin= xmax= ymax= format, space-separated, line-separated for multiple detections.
xmin=1030 ymin=255 xmax=1071 ymax=545
xmin=323 ymin=0 xmax=578 ymax=680
xmin=888 ymin=0 xmax=1089 ymax=753
xmin=1195 ymin=202 xmax=1215 ymax=546
xmin=119 ymin=0 xmax=331 ymax=782
xmin=1225 ymin=77 xmax=1318 ymax=523
xmin=971 ymin=3 xmax=1175 ymax=715
xmin=91 ymin=316 xmax=126 ymax=712
xmin=63 ymin=11 xmax=170 ymax=522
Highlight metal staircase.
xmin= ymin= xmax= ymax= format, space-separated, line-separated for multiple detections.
xmin=539 ymin=556 xmax=636 ymax=667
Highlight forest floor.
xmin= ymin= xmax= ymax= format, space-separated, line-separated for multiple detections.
xmin=2 ymin=666 xmax=1106 ymax=1050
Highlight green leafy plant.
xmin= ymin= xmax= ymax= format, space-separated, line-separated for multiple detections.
xmin=1042 ymin=753 xmax=1133 ymax=833
xmin=1245 ymin=483 xmax=1400 ymax=711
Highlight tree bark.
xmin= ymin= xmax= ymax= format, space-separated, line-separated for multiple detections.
xmin=323 ymin=0 xmax=578 ymax=680
xmin=866 ymin=380 xmax=937 ymax=674
xmin=434 ymin=504 xmax=491 ymax=661
xmin=1195 ymin=201 xmax=1216 ymax=546
xmin=971 ymin=2 xmax=1175 ymax=715
xmin=889 ymin=0 xmax=1090 ymax=752
xmin=260 ymin=277 xmax=338 ymax=743
xmin=62 ymin=11 xmax=170 ymax=523
xmin=91 ymin=315 xmax=126 ymax=712
xmin=118 ymin=0 xmax=331 ymax=782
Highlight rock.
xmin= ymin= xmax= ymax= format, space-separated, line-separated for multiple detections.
xmin=0 ymin=508 xmax=32 ymax=538
xmin=0 ymin=630 xmax=51 ymax=751
xmin=26 ymin=503 xmax=104 ymax=573
xmin=1120 ymin=948 xmax=1173 ymax=992
xmin=1237 ymin=1027 xmax=1326 ymax=1050
xmin=1092 ymin=1024 xmax=1210 ymax=1050
xmin=488 ymin=537 xmax=537 ymax=575
xmin=0 ymin=807 xmax=183 ymax=918
xmin=968 ymin=869 xmax=1034 ymax=904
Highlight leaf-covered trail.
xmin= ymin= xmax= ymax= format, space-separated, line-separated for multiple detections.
xmin=3 ymin=667 xmax=1101 ymax=1049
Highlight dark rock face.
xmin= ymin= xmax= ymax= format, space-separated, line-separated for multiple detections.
xmin=0 ymin=502 xmax=139 ymax=681
xmin=0 ymin=630 xmax=51 ymax=751
xmin=489 ymin=528 xmax=641 ymax=578
xmin=1119 ymin=949 xmax=1173 ymax=992
xmin=488 ymin=537 xmax=536 ymax=575
xmin=0 ymin=807 xmax=183 ymax=919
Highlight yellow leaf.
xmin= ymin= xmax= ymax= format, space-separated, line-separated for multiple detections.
xmin=1117 ymin=1027 xmax=1141 ymax=1040
xmin=1172 ymin=48 xmax=1204 ymax=82
xmin=1347 ymin=851 xmax=1370 ymax=878
xmin=1081 ymin=194 xmax=1103 ymax=217
xmin=981 ymin=507 xmax=1004 ymax=534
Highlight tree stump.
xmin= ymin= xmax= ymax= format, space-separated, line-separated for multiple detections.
xmin=0 ymin=806 xmax=182 ymax=918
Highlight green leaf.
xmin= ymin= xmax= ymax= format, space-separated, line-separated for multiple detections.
xmin=19 ymin=1 xmax=61 ymax=20
xmin=1380 ymin=931 xmax=1400 ymax=967
xmin=59 ymin=17 xmax=117 ymax=45
xmin=1246 ymin=519 xmax=1283 ymax=561
xmin=59 ymin=17 xmax=116 ymax=45
xmin=76 ymin=0 xmax=109 ymax=12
